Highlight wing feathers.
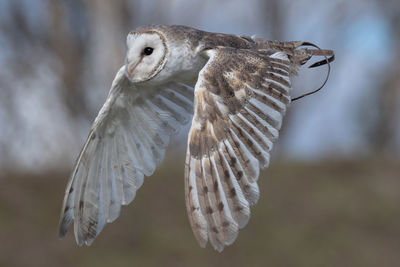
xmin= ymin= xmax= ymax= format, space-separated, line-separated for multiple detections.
xmin=217 ymin=141 xmax=251 ymax=227
xmin=161 ymin=88 xmax=193 ymax=113
xmin=145 ymin=99 xmax=181 ymax=134
xmin=185 ymin=47 xmax=295 ymax=251
xmin=200 ymin=157 xmax=225 ymax=251
xmin=185 ymin=154 xmax=209 ymax=246
xmin=151 ymin=95 xmax=189 ymax=125
xmin=241 ymin=107 xmax=278 ymax=142
xmin=116 ymin=129 xmax=141 ymax=204
xmin=251 ymin=88 xmax=286 ymax=114
xmin=209 ymin=155 xmax=239 ymax=245
xmin=235 ymin=113 xmax=272 ymax=155
xmin=59 ymin=66 xmax=194 ymax=245
xmin=105 ymin=139 xmax=121 ymax=223
xmin=170 ymin=83 xmax=194 ymax=101
xmin=107 ymin=168 xmax=122 ymax=223
xmin=226 ymin=129 xmax=261 ymax=186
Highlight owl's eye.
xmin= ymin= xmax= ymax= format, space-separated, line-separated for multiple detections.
xmin=143 ymin=47 xmax=154 ymax=56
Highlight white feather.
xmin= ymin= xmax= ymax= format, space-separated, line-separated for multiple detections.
xmin=59 ymin=66 xmax=194 ymax=245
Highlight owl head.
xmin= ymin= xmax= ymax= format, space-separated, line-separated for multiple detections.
xmin=125 ymin=30 xmax=168 ymax=83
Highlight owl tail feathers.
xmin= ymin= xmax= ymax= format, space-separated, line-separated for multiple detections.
xmin=262 ymin=40 xmax=335 ymax=69
xmin=296 ymin=41 xmax=335 ymax=68
xmin=263 ymin=40 xmax=334 ymax=101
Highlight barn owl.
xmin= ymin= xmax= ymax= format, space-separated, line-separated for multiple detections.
xmin=59 ymin=25 xmax=334 ymax=252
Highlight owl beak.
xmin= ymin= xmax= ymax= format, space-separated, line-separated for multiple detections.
xmin=126 ymin=61 xmax=139 ymax=77
xmin=125 ymin=57 xmax=144 ymax=80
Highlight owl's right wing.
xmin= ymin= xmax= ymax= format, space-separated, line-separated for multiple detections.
xmin=59 ymin=66 xmax=194 ymax=245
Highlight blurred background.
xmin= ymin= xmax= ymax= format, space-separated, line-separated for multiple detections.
xmin=0 ymin=0 xmax=399 ymax=266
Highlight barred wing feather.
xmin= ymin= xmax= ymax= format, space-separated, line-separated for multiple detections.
xmin=185 ymin=48 xmax=294 ymax=251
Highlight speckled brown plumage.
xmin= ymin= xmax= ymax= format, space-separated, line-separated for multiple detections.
xmin=185 ymin=40 xmax=333 ymax=251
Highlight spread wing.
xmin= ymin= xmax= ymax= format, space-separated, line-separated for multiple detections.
xmin=185 ymin=47 xmax=294 ymax=251
xmin=59 ymin=66 xmax=194 ymax=245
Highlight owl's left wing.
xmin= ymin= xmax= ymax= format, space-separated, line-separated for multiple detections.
xmin=185 ymin=47 xmax=294 ymax=251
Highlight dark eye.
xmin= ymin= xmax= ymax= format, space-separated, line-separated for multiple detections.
xmin=143 ymin=47 xmax=153 ymax=56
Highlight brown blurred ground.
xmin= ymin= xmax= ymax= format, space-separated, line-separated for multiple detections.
xmin=1 ymin=157 xmax=399 ymax=267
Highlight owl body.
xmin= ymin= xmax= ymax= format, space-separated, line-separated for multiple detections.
xmin=127 ymin=25 xmax=262 ymax=87
xmin=59 ymin=25 xmax=334 ymax=252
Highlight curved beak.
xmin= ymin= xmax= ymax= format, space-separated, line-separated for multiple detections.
xmin=125 ymin=59 xmax=141 ymax=78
